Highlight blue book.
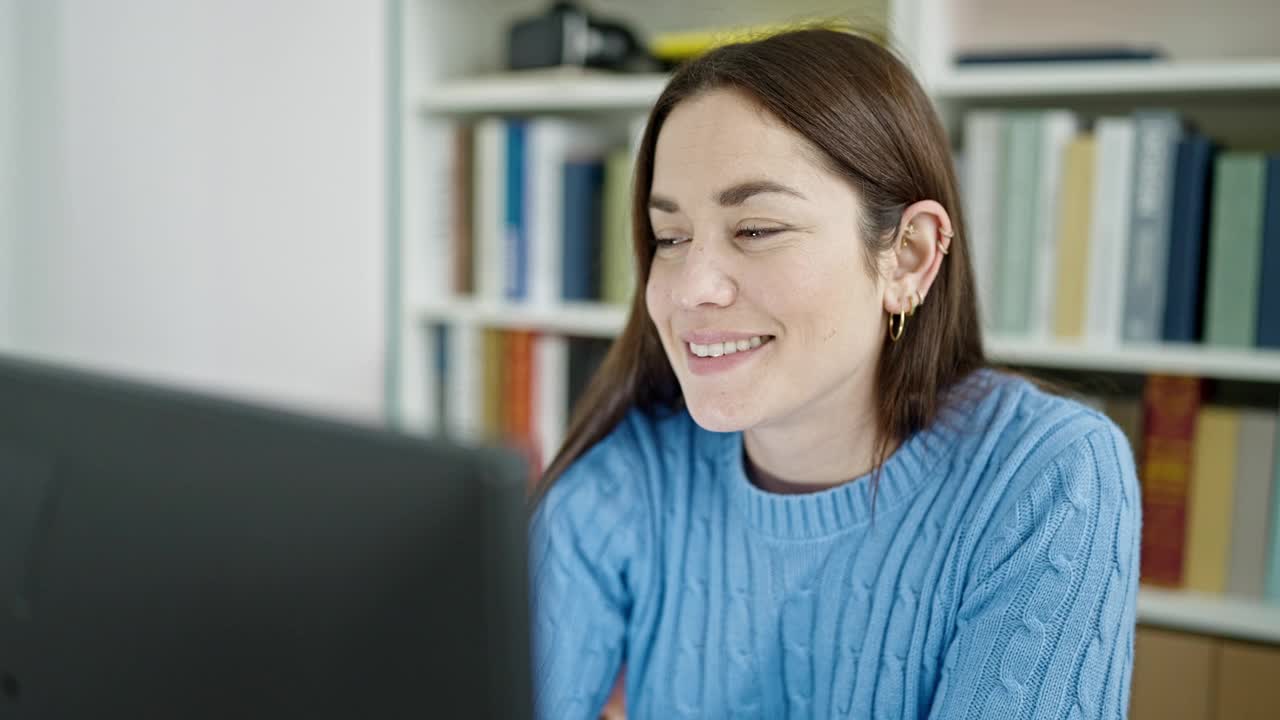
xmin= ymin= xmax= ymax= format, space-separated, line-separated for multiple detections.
xmin=561 ymin=159 xmax=605 ymax=301
xmin=1162 ymin=135 xmax=1215 ymax=342
xmin=1122 ymin=110 xmax=1182 ymax=343
xmin=504 ymin=120 xmax=527 ymax=300
xmin=1258 ymin=156 xmax=1280 ymax=348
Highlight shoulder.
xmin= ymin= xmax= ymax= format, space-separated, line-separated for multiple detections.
xmin=532 ymin=404 xmax=703 ymax=548
xmin=949 ymin=370 xmax=1141 ymax=584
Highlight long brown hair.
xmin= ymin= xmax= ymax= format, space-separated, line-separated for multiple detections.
xmin=531 ymin=28 xmax=986 ymax=506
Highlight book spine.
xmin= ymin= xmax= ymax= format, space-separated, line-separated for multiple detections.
xmin=482 ymin=329 xmax=504 ymax=442
xmin=562 ymin=160 xmax=606 ymax=301
xmin=1227 ymin=411 xmax=1277 ymax=597
xmin=1184 ymin=406 xmax=1241 ymax=593
xmin=445 ymin=323 xmax=483 ymax=442
xmin=504 ymin=120 xmax=528 ymax=301
xmin=1122 ymin=111 xmax=1182 ymax=342
xmin=535 ymin=334 xmax=569 ymax=472
xmin=473 ymin=118 xmax=506 ymax=301
xmin=1161 ymin=135 xmax=1215 ymax=343
xmin=1256 ymin=156 xmax=1280 ymax=348
xmin=1204 ymin=153 xmax=1267 ymax=348
xmin=451 ymin=125 xmax=474 ymax=296
xmin=1030 ymin=111 xmax=1078 ymax=338
xmin=962 ymin=111 xmax=1006 ymax=334
xmin=1266 ymin=404 xmax=1280 ymax=602
xmin=1139 ymin=374 xmax=1202 ymax=587
xmin=601 ymin=149 xmax=636 ymax=305
xmin=1051 ymin=135 xmax=1095 ymax=339
xmin=1085 ymin=117 xmax=1136 ymax=345
xmin=997 ymin=112 xmax=1042 ymax=336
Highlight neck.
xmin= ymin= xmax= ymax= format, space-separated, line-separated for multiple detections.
xmin=742 ymin=368 xmax=888 ymax=489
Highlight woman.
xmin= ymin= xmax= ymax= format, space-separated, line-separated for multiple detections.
xmin=529 ymin=28 xmax=1140 ymax=720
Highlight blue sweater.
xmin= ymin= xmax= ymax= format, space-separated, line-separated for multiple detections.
xmin=530 ymin=370 xmax=1142 ymax=719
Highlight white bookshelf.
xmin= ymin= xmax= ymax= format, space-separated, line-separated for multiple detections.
xmin=934 ymin=59 xmax=1280 ymax=99
xmin=396 ymin=0 xmax=1280 ymax=652
xmin=1138 ymin=588 xmax=1280 ymax=645
xmin=421 ymin=69 xmax=667 ymax=115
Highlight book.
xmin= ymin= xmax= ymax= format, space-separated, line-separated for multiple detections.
xmin=473 ymin=118 xmax=507 ymax=301
xmin=1103 ymin=397 xmax=1144 ymax=465
xmin=1139 ymin=375 xmax=1202 ymax=587
xmin=482 ymin=329 xmax=505 ymax=442
xmin=526 ymin=119 xmax=610 ymax=307
xmin=1257 ymin=155 xmax=1280 ymax=348
xmin=955 ymin=47 xmax=1163 ymax=65
xmin=568 ymin=337 xmax=613 ymax=419
xmin=1161 ymin=134 xmax=1215 ymax=343
xmin=601 ymin=149 xmax=636 ymax=305
xmin=1030 ymin=111 xmax=1078 ymax=338
xmin=1184 ymin=406 xmax=1241 ymax=593
xmin=1085 ymin=117 xmax=1136 ymax=345
xmin=1267 ymin=399 xmax=1280 ymax=603
xmin=962 ymin=111 xmax=1006 ymax=334
xmin=1122 ymin=111 xmax=1182 ymax=343
xmin=1051 ymin=135 xmax=1095 ymax=339
xmin=445 ymin=323 xmax=484 ymax=442
xmin=1227 ymin=410 xmax=1277 ymax=597
xmin=503 ymin=330 xmax=538 ymax=473
xmin=535 ymin=334 xmax=569 ymax=472
xmin=1204 ymin=153 xmax=1267 ymax=348
xmin=505 ymin=120 xmax=528 ymax=300
xmin=451 ymin=126 xmax=474 ymax=295
xmin=562 ymin=159 xmax=606 ymax=301
xmin=997 ymin=112 xmax=1042 ymax=336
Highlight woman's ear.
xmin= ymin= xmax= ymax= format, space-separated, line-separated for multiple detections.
xmin=882 ymin=199 xmax=954 ymax=315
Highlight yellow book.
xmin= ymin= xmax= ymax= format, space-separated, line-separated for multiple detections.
xmin=1052 ymin=135 xmax=1095 ymax=339
xmin=1183 ymin=406 xmax=1241 ymax=593
xmin=648 ymin=18 xmax=877 ymax=62
xmin=482 ymin=329 xmax=505 ymax=442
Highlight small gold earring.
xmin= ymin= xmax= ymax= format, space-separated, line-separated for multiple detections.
xmin=909 ymin=291 xmax=921 ymax=315
xmin=888 ymin=309 xmax=907 ymax=342
xmin=938 ymin=228 xmax=955 ymax=238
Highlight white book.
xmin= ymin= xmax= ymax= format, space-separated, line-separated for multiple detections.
xmin=1030 ymin=111 xmax=1079 ymax=339
xmin=445 ymin=322 xmax=484 ymax=443
xmin=472 ymin=117 xmax=506 ymax=302
xmin=525 ymin=119 xmax=609 ymax=308
xmin=1085 ymin=117 xmax=1137 ymax=345
xmin=535 ymin=334 xmax=569 ymax=471
xmin=1228 ymin=410 xmax=1278 ymax=598
xmin=961 ymin=111 xmax=1004 ymax=334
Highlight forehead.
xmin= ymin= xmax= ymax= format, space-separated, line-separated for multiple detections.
xmin=652 ymin=88 xmax=826 ymax=191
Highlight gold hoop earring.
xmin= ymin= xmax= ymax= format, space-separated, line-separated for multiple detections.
xmin=889 ymin=309 xmax=907 ymax=342
xmin=909 ymin=291 xmax=921 ymax=316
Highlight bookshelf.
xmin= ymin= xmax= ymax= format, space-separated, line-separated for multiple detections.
xmin=396 ymin=0 xmax=1280 ymax=647
xmin=934 ymin=59 xmax=1280 ymax=99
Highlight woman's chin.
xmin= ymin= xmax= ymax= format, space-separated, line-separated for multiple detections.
xmin=684 ymin=394 xmax=761 ymax=433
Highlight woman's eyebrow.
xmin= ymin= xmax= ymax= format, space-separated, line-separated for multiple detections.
xmin=648 ymin=180 xmax=807 ymax=213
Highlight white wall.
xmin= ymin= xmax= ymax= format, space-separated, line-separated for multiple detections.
xmin=0 ymin=0 xmax=16 ymax=347
xmin=4 ymin=0 xmax=388 ymax=423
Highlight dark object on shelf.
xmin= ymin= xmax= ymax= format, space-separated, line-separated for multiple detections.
xmin=506 ymin=2 xmax=656 ymax=72
xmin=956 ymin=46 xmax=1165 ymax=65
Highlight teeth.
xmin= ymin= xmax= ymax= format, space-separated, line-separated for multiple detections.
xmin=688 ymin=335 xmax=771 ymax=358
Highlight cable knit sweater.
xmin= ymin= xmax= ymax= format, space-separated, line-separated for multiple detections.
xmin=529 ymin=370 xmax=1142 ymax=719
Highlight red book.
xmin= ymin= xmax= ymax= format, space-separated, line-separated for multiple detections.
xmin=503 ymin=331 xmax=540 ymax=482
xmin=1139 ymin=374 xmax=1203 ymax=587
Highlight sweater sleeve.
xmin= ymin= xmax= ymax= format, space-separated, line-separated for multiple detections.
xmin=529 ymin=416 xmax=653 ymax=720
xmin=927 ymin=418 xmax=1142 ymax=720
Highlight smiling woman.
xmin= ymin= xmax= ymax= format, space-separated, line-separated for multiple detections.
xmin=529 ymin=28 xmax=1140 ymax=720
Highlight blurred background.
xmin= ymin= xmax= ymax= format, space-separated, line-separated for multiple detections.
xmin=5 ymin=1 xmax=1280 ymax=718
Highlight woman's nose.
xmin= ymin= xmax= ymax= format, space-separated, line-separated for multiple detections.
xmin=674 ymin=238 xmax=738 ymax=311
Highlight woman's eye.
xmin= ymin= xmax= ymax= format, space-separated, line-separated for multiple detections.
xmin=737 ymin=226 xmax=782 ymax=239
xmin=653 ymin=235 xmax=690 ymax=248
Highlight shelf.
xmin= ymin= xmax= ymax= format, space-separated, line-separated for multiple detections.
xmin=422 ymin=301 xmax=1280 ymax=382
xmin=420 ymin=299 xmax=627 ymax=338
xmin=419 ymin=69 xmax=668 ymax=115
xmin=934 ymin=59 xmax=1280 ymax=100
xmin=1138 ymin=587 xmax=1280 ymax=644
xmin=987 ymin=336 xmax=1280 ymax=383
